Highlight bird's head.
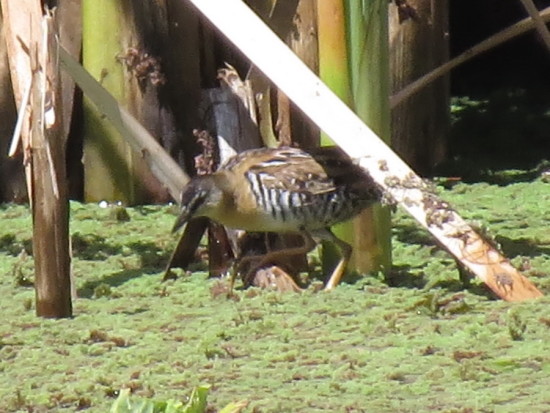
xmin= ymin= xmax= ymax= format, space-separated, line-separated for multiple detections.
xmin=171 ymin=175 xmax=223 ymax=233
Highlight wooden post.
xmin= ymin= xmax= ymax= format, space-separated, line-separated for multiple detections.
xmin=30 ymin=11 xmax=72 ymax=318
xmin=390 ymin=0 xmax=449 ymax=174
xmin=1 ymin=2 xmax=73 ymax=317
xmin=288 ymin=0 xmax=320 ymax=149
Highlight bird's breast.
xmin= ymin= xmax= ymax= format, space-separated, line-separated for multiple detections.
xmin=211 ymin=190 xmax=305 ymax=232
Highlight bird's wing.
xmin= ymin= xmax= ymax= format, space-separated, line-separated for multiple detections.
xmin=241 ymin=147 xmax=337 ymax=195
xmin=221 ymin=145 xmax=379 ymax=201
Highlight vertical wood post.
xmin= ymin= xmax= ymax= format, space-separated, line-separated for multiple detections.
xmin=1 ymin=1 xmax=73 ymax=317
xmin=31 ymin=11 xmax=72 ymax=318
xmin=390 ymin=0 xmax=449 ymax=174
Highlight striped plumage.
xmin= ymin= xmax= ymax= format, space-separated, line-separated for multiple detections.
xmin=172 ymin=146 xmax=382 ymax=289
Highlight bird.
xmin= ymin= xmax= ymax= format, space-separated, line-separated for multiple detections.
xmin=172 ymin=146 xmax=382 ymax=290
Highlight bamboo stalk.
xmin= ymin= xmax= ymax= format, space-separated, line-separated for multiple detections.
xmin=346 ymin=0 xmax=392 ymax=274
xmin=317 ymin=0 xmax=352 ymax=119
xmin=184 ymin=0 xmax=543 ymax=301
xmin=317 ymin=0 xmax=356 ymax=278
xmin=82 ymin=0 xmax=138 ymax=204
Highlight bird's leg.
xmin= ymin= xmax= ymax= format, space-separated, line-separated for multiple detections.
xmin=312 ymin=228 xmax=352 ymax=290
xmin=235 ymin=232 xmax=316 ymax=287
xmin=253 ymin=231 xmax=316 ymax=269
xmin=228 ymin=263 xmax=239 ymax=296
xmin=229 ymin=233 xmax=269 ymax=291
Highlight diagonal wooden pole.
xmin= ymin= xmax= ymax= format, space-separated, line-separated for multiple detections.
xmin=184 ymin=0 xmax=543 ymax=301
xmin=519 ymin=0 xmax=550 ymax=52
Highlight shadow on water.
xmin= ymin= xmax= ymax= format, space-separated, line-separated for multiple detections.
xmin=77 ymin=268 xmax=160 ymax=299
xmin=386 ymin=264 xmax=495 ymax=300
xmin=71 ymin=232 xmax=169 ymax=266
xmin=392 ymin=221 xmax=435 ymax=247
xmin=72 ymin=234 xmax=170 ymax=298
xmin=496 ymin=235 xmax=550 ymax=258
xmin=71 ymin=233 xmax=123 ymax=260
xmin=0 ymin=233 xmax=32 ymax=256
xmin=77 ymin=269 xmax=145 ymax=298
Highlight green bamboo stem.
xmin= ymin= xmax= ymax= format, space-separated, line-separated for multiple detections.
xmin=82 ymin=0 xmax=139 ymax=204
xmin=317 ymin=0 xmax=352 ymax=138
xmin=317 ymin=0 xmax=354 ymax=276
xmin=346 ymin=0 xmax=392 ymax=274
xmin=318 ymin=0 xmax=391 ymax=278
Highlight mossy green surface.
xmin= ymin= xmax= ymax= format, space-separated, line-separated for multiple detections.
xmin=0 ymin=177 xmax=548 ymax=412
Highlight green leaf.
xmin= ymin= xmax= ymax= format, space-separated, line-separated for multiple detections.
xmin=109 ymin=385 xmax=209 ymax=413
xmin=218 ymin=400 xmax=249 ymax=413
xmin=182 ymin=384 xmax=210 ymax=413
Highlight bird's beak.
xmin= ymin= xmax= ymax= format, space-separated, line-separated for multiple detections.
xmin=172 ymin=176 xmax=212 ymax=234
xmin=171 ymin=209 xmax=190 ymax=233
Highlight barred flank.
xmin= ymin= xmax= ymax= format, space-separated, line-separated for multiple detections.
xmin=247 ymin=172 xmax=375 ymax=230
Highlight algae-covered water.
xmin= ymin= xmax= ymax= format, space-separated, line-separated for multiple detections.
xmin=0 ymin=177 xmax=549 ymax=412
